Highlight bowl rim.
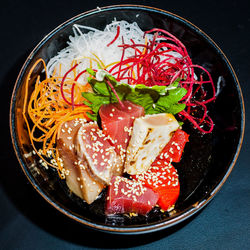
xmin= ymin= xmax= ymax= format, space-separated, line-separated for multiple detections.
xmin=9 ymin=4 xmax=245 ymax=234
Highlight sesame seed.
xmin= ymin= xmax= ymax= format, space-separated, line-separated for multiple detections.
xmin=79 ymin=164 xmax=85 ymax=169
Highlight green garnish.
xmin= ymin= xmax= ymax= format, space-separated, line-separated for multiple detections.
xmin=82 ymin=69 xmax=187 ymax=121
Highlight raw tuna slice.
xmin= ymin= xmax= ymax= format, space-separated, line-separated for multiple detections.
xmin=156 ymin=129 xmax=189 ymax=163
xmin=99 ymin=103 xmax=129 ymax=148
xmin=114 ymin=100 xmax=145 ymax=120
xmin=76 ymin=122 xmax=123 ymax=185
xmin=106 ymin=176 xmax=159 ymax=215
xmin=99 ymin=101 xmax=144 ymax=158
xmin=133 ymin=160 xmax=180 ymax=211
xmin=57 ymin=119 xmax=104 ymax=204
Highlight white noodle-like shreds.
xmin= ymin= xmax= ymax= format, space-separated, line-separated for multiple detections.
xmin=47 ymin=20 xmax=153 ymax=84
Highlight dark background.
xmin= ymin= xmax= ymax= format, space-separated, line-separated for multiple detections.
xmin=1 ymin=0 xmax=249 ymax=249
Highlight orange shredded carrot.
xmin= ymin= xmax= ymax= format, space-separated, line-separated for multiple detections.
xmin=23 ymin=58 xmax=92 ymax=178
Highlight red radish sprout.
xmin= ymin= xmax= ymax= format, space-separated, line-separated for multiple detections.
xmin=71 ymin=69 xmax=87 ymax=109
xmin=105 ymin=79 xmax=124 ymax=109
xmin=107 ymin=28 xmax=216 ymax=133
xmin=61 ymin=65 xmax=87 ymax=109
xmin=107 ymin=26 xmax=120 ymax=47
xmin=60 ymin=63 xmax=78 ymax=106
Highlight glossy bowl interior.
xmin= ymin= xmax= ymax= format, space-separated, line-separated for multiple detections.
xmin=10 ymin=5 xmax=244 ymax=234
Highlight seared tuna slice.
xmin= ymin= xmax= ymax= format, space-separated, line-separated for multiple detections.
xmin=76 ymin=122 xmax=123 ymax=185
xmin=57 ymin=119 xmax=104 ymax=204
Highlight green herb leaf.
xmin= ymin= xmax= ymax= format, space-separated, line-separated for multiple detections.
xmin=82 ymin=70 xmax=187 ymax=121
xmin=93 ymin=81 xmax=110 ymax=96
xmin=114 ymin=83 xmax=132 ymax=100
xmin=135 ymin=84 xmax=167 ymax=95
xmin=167 ymin=103 xmax=186 ymax=114
xmin=126 ymin=92 xmax=154 ymax=112
xmin=167 ymin=87 xmax=187 ymax=103
xmin=86 ymin=68 xmax=96 ymax=76
xmin=86 ymin=112 xmax=98 ymax=121
xmin=82 ymin=92 xmax=110 ymax=115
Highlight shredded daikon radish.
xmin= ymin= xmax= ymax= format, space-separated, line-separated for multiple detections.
xmin=47 ymin=20 xmax=153 ymax=84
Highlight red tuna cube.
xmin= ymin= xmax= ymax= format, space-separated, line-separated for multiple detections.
xmin=106 ymin=176 xmax=158 ymax=215
xmin=99 ymin=100 xmax=144 ymax=158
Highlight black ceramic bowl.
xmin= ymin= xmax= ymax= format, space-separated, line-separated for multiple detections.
xmin=10 ymin=5 xmax=245 ymax=234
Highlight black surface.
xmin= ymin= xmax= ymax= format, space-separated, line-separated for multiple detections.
xmin=1 ymin=0 xmax=249 ymax=249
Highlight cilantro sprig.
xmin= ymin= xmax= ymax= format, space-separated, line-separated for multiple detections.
xmin=82 ymin=69 xmax=187 ymax=121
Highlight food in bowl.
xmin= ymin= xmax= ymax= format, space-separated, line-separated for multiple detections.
xmin=22 ymin=20 xmax=216 ymax=216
